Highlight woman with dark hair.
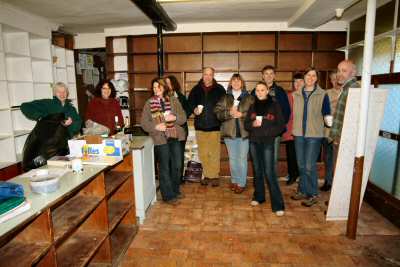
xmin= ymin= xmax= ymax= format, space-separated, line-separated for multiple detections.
xmin=165 ymin=75 xmax=191 ymax=183
xmin=244 ymin=81 xmax=286 ymax=215
xmin=214 ymin=74 xmax=253 ymax=193
xmin=85 ymin=80 xmax=123 ymax=135
xmin=291 ymin=67 xmax=331 ymax=207
xmin=141 ymin=78 xmax=187 ymax=204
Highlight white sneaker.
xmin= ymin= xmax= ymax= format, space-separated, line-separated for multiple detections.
xmin=275 ymin=210 xmax=285 ymax=216
xmin=250 ymin=200 xmax=259 ymax=206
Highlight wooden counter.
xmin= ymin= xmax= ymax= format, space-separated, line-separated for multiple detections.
xmin=0 ymin=154 xmax=137 ymax=267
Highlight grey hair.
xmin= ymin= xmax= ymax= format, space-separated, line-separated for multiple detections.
xmin=53 ymin=82 xmax=69 ymax=96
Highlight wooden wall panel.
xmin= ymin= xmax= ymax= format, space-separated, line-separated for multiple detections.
xmin=246 ymin=81 xmax=257 ymax=91
xmin=316 ymin=32 xmax=347 ymax=50
xmin=279 ymin=33 xmax=313 ymax=51
xmin=132 ymin=55 xmax=157 ymax=72
xmin=239 ymin=34 xmax=276 ymax=51
xmin=275 ymin=72 xmax=293 ymax=81
xmin=214 ymin=72 xmax=235 ymax=82
xmin=133 ymin=73 xmax=156 ymax=89
xmin=185 ymin=82 xmax=199 ymax=96
xmin=203 ymin=34 xmax=239 ymax=51
xmin=134 ymin=92 xmax=152 ymax=110
xmin=185 ymin=72 xmax=202 ymax=82
xmin=313 ymin=52 xmax=345 ymax=70
xmin=279 ymin=81 xmax=292 ymax=91
xmin=240 ymin=72 xmax=261 ymax=81
xmin=164 ymin=35 xmax=201 ymax=52
xmin=203 ymin=53 xmax=238 ymax=71
xmin=166 ymin=54 xmax=202 ymax=72
xmin=239 ymin=52 xmax=275 ymax=71
xmin=278 ymin=52 xmax=312 ymax=71
xmin=132 ymin=37 xmax=157 ymax=53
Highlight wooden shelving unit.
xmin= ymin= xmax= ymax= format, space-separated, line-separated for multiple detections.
xmin=106 ymin=31 xmax=346 ymax=124
xmin=0 ymin=154 xmax=137 ymax=266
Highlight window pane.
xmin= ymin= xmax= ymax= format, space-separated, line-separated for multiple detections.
xmin=370 ymin=137 xmax=399 ymax=198
xmin=371 ymin=37 xmax=392 ymax=75
xmin=370 ymin=85 xmax=400 ymax=199
xmin=375 ymin=0 xmax=395 ymax=35
xmin=348 ymin=46 xmax=363 ymax=75
xmin=377 ymin=84 xmax=400 ymax=134
xmin=349 ymin=16 xmax=366 ymax=44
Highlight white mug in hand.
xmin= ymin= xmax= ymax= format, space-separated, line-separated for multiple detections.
xmin=324 ymin=115 xmax=333 ymax=127
xmin=164 ymin=110 xmax=171 ymax=117
xmin=197 ymin=105 xmax=204 ymax=114
xmin=233 ymin=100 xmax=240 ymax=107
xmin=256 ymin=116 xmax=263 ymax=122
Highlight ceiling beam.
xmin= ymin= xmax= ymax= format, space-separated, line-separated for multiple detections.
xmin=131 ymin=0 xmax=177 ymax=31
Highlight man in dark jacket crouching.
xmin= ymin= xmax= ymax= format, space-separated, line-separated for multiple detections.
xmin=188 ymin=67 xmax=226 ymax=186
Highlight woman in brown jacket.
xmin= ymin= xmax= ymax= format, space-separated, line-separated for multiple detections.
xmin=214 ymin=74 xmax=253 ymax=193
xmin=141 ymin=78 xmax=187 ymax=205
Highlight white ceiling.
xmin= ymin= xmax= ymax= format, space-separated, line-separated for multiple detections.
xmin=1 ymin=0 xmax=378 ymax=33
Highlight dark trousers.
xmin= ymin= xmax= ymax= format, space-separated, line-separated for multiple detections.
xmin=283 ymin=140 xmax=299 ymax=179
xmin=322 ymin=138 xmax=334 ymax=186
xmin=250 ymin=142 xmax=285 ymax=212
xmin=154 ymin=139 xmax=182 ymax=201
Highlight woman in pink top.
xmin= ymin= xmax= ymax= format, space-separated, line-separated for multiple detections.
xmin=282 ymin=73 xmax=303 ymax=185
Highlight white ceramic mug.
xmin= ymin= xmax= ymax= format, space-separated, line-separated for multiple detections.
xmin=256 ymin=115 xmax=263 ymax=122
xmin=233 ymin=100 xmax=240 ymax=107
xmin=197 ymin=105 xmax=204 ymax=114
xmin=71 ymin=158 xmax=83 ymax=173
xmin=324 ymin=115 xmax=333 ymax=127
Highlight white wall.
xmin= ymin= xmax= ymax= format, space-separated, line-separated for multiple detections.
xmin=0 ymin=2 xmax=58 ymax=37
xmin=74 ymin=33 xmax=106 ymax=49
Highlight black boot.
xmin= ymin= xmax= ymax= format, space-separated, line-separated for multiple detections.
xmin=286 ymin=176 xmax=297 ymax=185
xmin=320 ymin=183 xmax=332 ymax=192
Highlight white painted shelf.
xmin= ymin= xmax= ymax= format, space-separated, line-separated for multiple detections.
xmin=0 ymin=23 xmax=78 ymax=168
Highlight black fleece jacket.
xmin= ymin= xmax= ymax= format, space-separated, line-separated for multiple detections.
xmin=244 ymin=96 xmax=286 ymax=144
xmin=188 ymin=79 xmax=226 ymax=131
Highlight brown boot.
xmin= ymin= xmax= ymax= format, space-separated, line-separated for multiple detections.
xmin=200 ymin=177 xmax=209 ymax=186
xmin=211 ymin=178 xmax=220 ymax=187
xmin=234 ymin=186 xmax=245 ymax=194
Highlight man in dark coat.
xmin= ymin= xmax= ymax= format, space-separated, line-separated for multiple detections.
xmin=188 ymin=67 xmax=226 ymax=186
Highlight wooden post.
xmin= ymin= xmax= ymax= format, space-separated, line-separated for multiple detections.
xmin=346 ymin=156 xmax=364 ymax=239
xmin=346 ymin=0 xmax=376 ymax=239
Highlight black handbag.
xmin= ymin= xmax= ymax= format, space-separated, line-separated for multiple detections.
xmin=183 ymin=160 xmax=203 ymax=182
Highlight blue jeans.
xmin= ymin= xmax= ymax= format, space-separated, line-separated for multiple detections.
xmin=224 ymin=138 xmax=249 ymax=187
xmin=322 ymin=138 xmax=334 ymax=186
xmin=154 ymin=139 xmax=182 ymax=201
xmin=294 ymin=136 xmax=322 ymax=197
xmin=250 ymin=142 xmax=285 ymax=212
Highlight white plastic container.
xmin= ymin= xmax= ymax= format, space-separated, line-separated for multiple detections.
xmin=30 ymin=173 xmax=60 ymax=194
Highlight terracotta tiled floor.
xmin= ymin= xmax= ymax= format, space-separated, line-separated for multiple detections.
xmin=121 ymin=178 xmax=400 ymax=267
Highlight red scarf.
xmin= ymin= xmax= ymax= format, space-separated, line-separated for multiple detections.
xmin=150 ymin=96 xmax=177 ymax=139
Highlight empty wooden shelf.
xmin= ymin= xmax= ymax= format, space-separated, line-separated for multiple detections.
xmin=0 ymin=154 xmax=138 ymax=266
xmin=104 ymin=171 xmax=131 ymax=197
